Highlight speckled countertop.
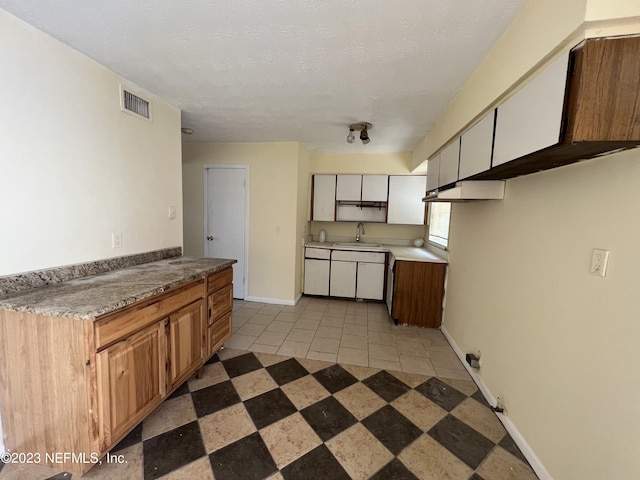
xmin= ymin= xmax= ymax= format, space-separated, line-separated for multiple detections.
xmin=0 ymin=257 xmax=236 ymax=320
xmin=305 ymin=241 xmax=448 ymax=264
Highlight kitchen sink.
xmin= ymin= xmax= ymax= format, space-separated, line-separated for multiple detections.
xmin=332 ymin=242 xmax=384 ymax=249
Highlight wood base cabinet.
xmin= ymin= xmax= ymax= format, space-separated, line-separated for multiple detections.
xmin=390 ymin=261 xmax=446 ymax=328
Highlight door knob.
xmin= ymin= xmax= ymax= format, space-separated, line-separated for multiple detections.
xmin=207 ymin=235 xmax=215 ymax=241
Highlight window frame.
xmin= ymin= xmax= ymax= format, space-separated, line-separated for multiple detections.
xmin=426 ymin=201 xmax=451 ymax=250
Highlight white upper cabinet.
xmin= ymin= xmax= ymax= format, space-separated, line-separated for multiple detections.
xmin=361 ymin=175 xmax=388 ymax=201
xmin=312 ymin=174 xmax=336 ymax=221
xmin=459 ymin=111 xmax=495 ymax=179
xmin=493 ymin=53 xmax=569 ymax=167
xmin=336 ymin=175 xmax=362 ymax=201
xmin=426 ymin=154 xmax=440 ymax=192
xmin=438 ymin=139 xmax=460 ymax=188
xmin=387 ymin=176 xmax=427 ymax=225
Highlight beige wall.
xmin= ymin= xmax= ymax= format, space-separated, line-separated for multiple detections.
xmin=0 ymin=10 xmax=182 ymax=277
xmin=182 ymin=142 xmax=302 ymax=303
xmin=295 ymin=144 xmax=311 ymax=296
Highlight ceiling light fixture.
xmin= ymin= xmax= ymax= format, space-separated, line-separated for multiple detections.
xmin=347 ymin=122 xmax=373 ymax=145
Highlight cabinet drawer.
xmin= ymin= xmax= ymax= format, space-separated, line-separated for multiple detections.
xmin=208 ymin=284 xmax=233 ymax=325
xmin=207 ymin=268 xmax=233 ymax=293
xmin=95 ymin=281 xmax=204 ymax=350
xmin=332 ymin=250 xmax=385 ymax=263
xmin=208 ymin=311 xmax=232 ymax=355
xmin=305 ymin=247 xmax=331 ymax=260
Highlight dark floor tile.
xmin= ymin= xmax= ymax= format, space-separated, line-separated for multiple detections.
xmin=167 ymin=380 xmax=190 ymax=400
xmin=428 ymin=415 xmax=495 ymax=469
xmin=416 ymin=377 xmax=467 ymax=411
xmin=191 ymin=380 xmax=241 ymax=418
xmin=244 ymin=388 xmax=297 ymax=429
xmin=266 ymin=358 xmax=309 ymax=386
xmin=361 ymin=405 xmax=422 ymax=455
xmin=312 ymin=364 xmax=358 ymax=394
xmin=370 ymin=459 xmax=419 ymax=480
xmin=44 ymin=474 xmax=72 ymax=480
xmin=209 ymin=432 xmax=277 ymax=480
xmin=300 ymin=396 xmax=358 ymax=442
xmin=111 ymin=422 xmax=142 ymax=452
xmin=205 ymin=352 xmax=220 ymax=365
xmin=143 ymin=421 xmax=206 ymax=480
xmin=471 ymin=389 xmax=491 ymax=408
xmin=468 ymin=473 xmax=486 ymax=480
xmin=363 ymin=370 xmax=411 ymax=402
xmin=281 ymin=444 xmax=350 ymax=480
xmin=499 ymin=434 xmax=529 ymax=465
xmin=221 ymin=352 xmax=263 ymax=378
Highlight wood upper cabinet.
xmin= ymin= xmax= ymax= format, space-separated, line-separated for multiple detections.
xmin=168 ymin=300 xmax=205 ymax=389
xmin=391 ymin=260 xmax=446 ymax=328
xmin=97 ymin=320 xmax=167 ymax=450
xmin=312 ymin=174 xmax=336 ymax=221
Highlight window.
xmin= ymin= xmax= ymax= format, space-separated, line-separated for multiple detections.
xmin=428 ymin=202 xmax=451 ymax=248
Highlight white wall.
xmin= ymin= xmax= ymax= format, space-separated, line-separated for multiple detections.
xmin=0 ymin=10 xmax=182 ymax=276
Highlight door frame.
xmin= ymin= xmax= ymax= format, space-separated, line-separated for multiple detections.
xmin=203 ymin=164 xmax=250 ymax=299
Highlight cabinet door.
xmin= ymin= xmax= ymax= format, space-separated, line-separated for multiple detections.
xmin=426 ymin=154 xmax=440 ymax=192
xmin=459 ymin=111 xmax=495 ymax=179
xmin=392 ymin=261 xmax=446 ymax=328
xmin=168 ymin=301 xmax=205 ymax=389
xmin=97 ymin=321 xmax=166 ymax=449
xmin=304 ymin=259 xmax=330 ymax=296
xmin=387 ymin=176 xmax=427 ymax=225
xmin=312 ymin=175 xmax=336 ymax=221
xmin=329 ymin=261 xmax=357 ymax=298
xmin=493 ymin=53 xmax=568 ymax=167
xmin=438 ymin=140 xmax=460 ymax=187
xmin=208 ymin=311 xmax=232 ymax=357
xmin=336 ymin=175 xmax=362 ymax=201
xmin=356 ymin=262 xmax=385 ymax=300
xmin=362 ymin=175 xmax=388 ymax=201
xmin=208 ymin=284 xmax=233 ymax=326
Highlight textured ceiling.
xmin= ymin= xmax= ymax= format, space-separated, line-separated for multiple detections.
xmin=0 ymin=0 xmax=527 ymax=153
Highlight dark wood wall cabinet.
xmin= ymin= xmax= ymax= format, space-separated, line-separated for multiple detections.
xmin=390 ymin=261 xmax=447 ymax=329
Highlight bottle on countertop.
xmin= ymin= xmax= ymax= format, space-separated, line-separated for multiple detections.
xmin=319 ymin=230 xmax=326 ymax=243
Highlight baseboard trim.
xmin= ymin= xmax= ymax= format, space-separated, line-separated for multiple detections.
xmin=440 ymin=326 xmax=553 ymax=480
xmin=243 ymin=295 xmax=296 ymax=306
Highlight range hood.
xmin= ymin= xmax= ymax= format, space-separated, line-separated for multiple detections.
xmin=422 ymin=180 xmax=505 ymax=203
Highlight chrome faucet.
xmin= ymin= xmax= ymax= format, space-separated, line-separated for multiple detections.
xmin=355 ymin=222 xmax=366 ymax=242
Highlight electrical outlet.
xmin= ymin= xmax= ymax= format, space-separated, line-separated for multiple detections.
xmin=590 ymin=248 xmax=609 ymax=277
xmin=112 ymin=232 xmax=122 ymax=249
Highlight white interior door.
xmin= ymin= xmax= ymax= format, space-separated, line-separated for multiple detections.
xmin=205 ymin=166 xmax=247 ymax=299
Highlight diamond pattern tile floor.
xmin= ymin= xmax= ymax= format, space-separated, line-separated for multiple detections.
xmin=2 ymin=348 xmax=539 ymax=480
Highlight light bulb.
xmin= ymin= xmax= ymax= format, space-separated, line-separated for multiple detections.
xmin=347 ymin=129 xmax=355 ymax=143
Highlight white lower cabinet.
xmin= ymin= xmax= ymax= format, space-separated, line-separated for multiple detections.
xmin=357 ymin=262 xmax=385 ymax=300
xmin=304 ymin=259 xmax=330 ymax=295
xmin=329 ymin=261 xmax=357 ymax=298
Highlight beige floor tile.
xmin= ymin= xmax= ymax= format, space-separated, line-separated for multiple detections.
xmin=266 ymin=472 xmax=285 ymax=480
xmin=285 ymin=328 xmax=316 ymax=343
xmin=282 ymin=305 xmax=306 ymax=313
xmin=315 ymin=325 xmax=343 ymax=339
xmin=399 ymin=355 xmax=437 ymax=376
xmin=303 ymin=303 xmax=327 ymax=312
xmin=340 ymin=334 xmax=368 ymax=350
xmin=392 ymin=326 xmax=422 ymax=339
xmin=296 ymin=357 xmax=334 ymax=373
xmin=82 ymin=443 xmax=143 ymax=479
xmin=232 ymin=369 xmax=278 ymax=401
xmin=253 ymin=351 xmax=291 ymax=367
xmin=451 ymin=398 xmax=506 ymax=443
xmin=369 ymin=343 xmax=399 ymax=362
xmin=337 ymin=347 xmax=369 ymax=367
xmin=310 ymin=336 xmax=340 ymax=354
xmin=388 ymin=370 xmax=429 ymax=388
xmin=323 ymin=310 xmax=346 ymax=319
xmin=369 ymin=358 xmax=402 ymax=372
xmin=224 ymin=333 xmax=257 ymax=350
xmin=326 ymin=423 xmax=394 ymax=480
xmin=217 ymin=347 xmax=249 ymax=360
xmin=254 ymin=330 xmax=288 ymax=347
xmin=281 ymin=375 xmax=331 ymax=410
xmin=247 ymin=313 xmax=277 ymax=325
xmin=235 ymin=322 xmax=267 ymax=337
xmin=261 ymin=412 xmax=322 ymax=469
xmin=199 ymin=403 xmax=257 ymax=452
xmin=368 ymin=331 xmax=395 ymax=346
xmin=142 ymin=394 xmax=196 ymax=440
xmin=298 ymin=309 xmax=324 ymax=320
xmin=334 ymin=383 xmax=386 ymax=420
xmin=398 ymin=434 xmax=473 ymax=480
xmin=277 ymin=340 xmax=311 ymax=358
xmin=294 ymin=318 xmax=321 ymax=330
xmin=306 ymin=350 xmax=337 ymax=362
xmin=0 ymin=462 xmax=71 ymax=480
xmin=344 ymin=314 xmax=368 ymax=325
xmin=232 ymin=316 xmax=250 ymax=328
xmin=391 ymin=390 xmax=448 ymax=431
xmin=440 ymin=377 xmax=479 ymax=396
xmin=367 ymin=320 xmax=393 ymax=333
xmin=248 ymin=343 xmax=280 ymax=354
xmin=434 ymin=367 xmax=472 ymax=381
xmin=342 ymin=323 xmax=367 ymax=337
xmin=259 ymin=305 xmax=285 ymax=315
xmin=320 ymin=316 xmax=345 ymax=328
xmin=429 ymin=350 xmax=465 ymax=369
xmin=340 ymin=363 xmax=380 ymax=381
xmin=275 ymin=312 xmax=300 ymax=323
xmin=188 ymin=362 xmax=230 ymax=391
xmin=158 ymin=457 xmax=214 ymax=480
xmin=476 ymin=446 xmax=538 ymax=480
xmin=232 ymin=307 xmax=256 ymax=318
xmin=265 ymin=320 xmax=295 ymax=334
xmin=396 ymin=338 xmax=429 ymax=357
xmin=242 ymin=302 xmax=265 ymax=309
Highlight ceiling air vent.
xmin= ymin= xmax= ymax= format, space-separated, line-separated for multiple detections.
xmin=120 ymin=85 xmax=152 ymax=121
